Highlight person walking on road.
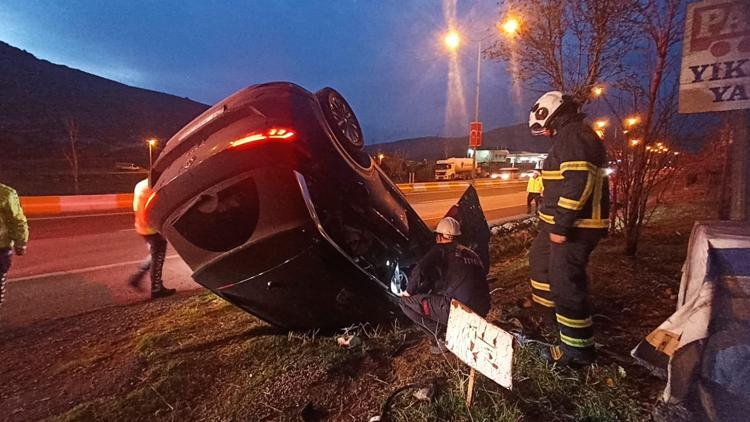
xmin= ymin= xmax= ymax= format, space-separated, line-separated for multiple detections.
xmin=526 ymin=91 xmax=610 ymax=366
xmin=0 ymin=182 xmax=29 ymax=310
xmin=526 ymin=170 xmax=543 ymax=214
xmin=127 ymin=178 xmax=176 ymax=299
xmin=400 ymin=217 xmax=490 ymax=353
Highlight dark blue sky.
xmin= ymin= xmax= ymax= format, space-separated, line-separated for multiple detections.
xmin=0 ymin=1 xmax=530 ymax=144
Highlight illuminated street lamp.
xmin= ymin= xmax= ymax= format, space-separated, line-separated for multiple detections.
xmin=630 ymin=139 xmax=641 ymax=147
xmin=625 ymin=116 xmax=639 ymax=127
xmin=592 ymin=86 xmax=604 ymax=97
xmin=444 ymin=30 xmax=461 ymax=51
xmin=500 ymin=17 xmax=520 ymax=36
xmin=443 ymin=27 xmax=483 ymax=182
xmin=378 ymin=153 xmax=385 ymax=165
xmin=147 ymin=138 xmax=158 ymax=170
xmin=591 ymin=120 xmax=606 ymax=138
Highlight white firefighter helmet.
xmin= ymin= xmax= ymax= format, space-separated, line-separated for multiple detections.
xmin=529 ymin=91 xmax=565 ymax=136
xmin=435 ymin=216 xmax=462 ymax=237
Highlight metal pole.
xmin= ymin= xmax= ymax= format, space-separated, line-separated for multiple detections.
xmin=472 ymin=40 xmax=481 ymax=183
xmin=474 ymin=40 xmax=481 ymax=122
xmin=729 ymin=110 xmax=749 ymax=221
xmin=149 ymin=144 xmax=153 ymax=170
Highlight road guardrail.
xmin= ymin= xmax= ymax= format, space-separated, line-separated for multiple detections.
xmin=20 ymin=179 xmax=525 ymax=216
xmin=20 ymin=194 xmax=133 ymax=216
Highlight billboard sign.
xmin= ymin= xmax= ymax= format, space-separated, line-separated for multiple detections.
xmin=679 ymin=0 xmax=750 ymax=113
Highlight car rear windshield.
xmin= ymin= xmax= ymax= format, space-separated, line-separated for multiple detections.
xmin=173 ymin=177 xmax=259 ymax=252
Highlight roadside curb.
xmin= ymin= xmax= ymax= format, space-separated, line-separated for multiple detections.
xmin=487 ymin=214 xmax=534 ymax=227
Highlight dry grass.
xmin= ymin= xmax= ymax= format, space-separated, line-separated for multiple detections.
xmin=45 ymin=201 xmax=714 ymax=421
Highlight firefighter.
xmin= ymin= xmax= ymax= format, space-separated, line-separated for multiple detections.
xmin=526 ymin=170 xmax=544 ymax=214
xmin=399 ymin=217 xmax=490 ymax=353
xmin=0 ymin=182 xmax=29 ymax=310
xmin=127 ymin=178 xmax=176 ymax=299
xmin=527 ymin=91 xmax=610 ymax=366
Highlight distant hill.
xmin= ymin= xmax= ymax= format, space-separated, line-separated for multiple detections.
xmin=367 ymin=123 xmax=549 ymax=160
xmin=0 ymin=41 xmax=209 ymax=159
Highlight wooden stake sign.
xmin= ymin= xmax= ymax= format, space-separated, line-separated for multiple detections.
xmin=445 ymin=300 xmax=514 ymax=406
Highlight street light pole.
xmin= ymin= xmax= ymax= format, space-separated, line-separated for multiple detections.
xmin=471 ymin=39 xmax=482 ymax=184
xmin=147 ymin=138 xmax=157 ymax=184
xmin=474 ymin=40 xmax=481 ymax=123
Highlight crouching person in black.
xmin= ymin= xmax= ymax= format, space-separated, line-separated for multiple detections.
xmin=399 ymin=216 xmax=490 ymax=353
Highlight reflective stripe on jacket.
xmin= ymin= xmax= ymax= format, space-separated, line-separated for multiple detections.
xmin=133 ymin=179 xmax=157 ymax=235
xmin=539 ymin=114 xmax=610 ymax=235
xmin=0 ymin=183 xmax=29 ymax=248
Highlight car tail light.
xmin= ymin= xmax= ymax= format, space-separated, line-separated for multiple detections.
xmin=229 ymin=128 xmax=296 ymax=148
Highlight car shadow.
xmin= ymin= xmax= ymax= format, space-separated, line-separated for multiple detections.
xmin=168 ymin=325 xmax=288 ymax=355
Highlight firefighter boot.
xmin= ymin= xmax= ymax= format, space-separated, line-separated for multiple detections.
xmin=542 ymin=343 xmax=595 ymax=367
xmin=149 ymin=241 xmax=174 ymax=299
xmin=151 ymin=282 xmax=176 ymax=299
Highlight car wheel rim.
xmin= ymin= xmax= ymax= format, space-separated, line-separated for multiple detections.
xmin=329 ymin=95 xmax=362 ymax=147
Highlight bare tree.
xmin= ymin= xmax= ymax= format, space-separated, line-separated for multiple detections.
xmin=601 ymin=0 xmax=684 ymax=255
xmin=487 ymin=0 xmax=688 ymax=255
xmin=486 ymin=0 xmax=639 ymax=102
xmin=63 ymin=118 xmax=80 ymax=195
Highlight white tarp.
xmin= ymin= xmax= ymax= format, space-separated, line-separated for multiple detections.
xmin=632 ymin=221 xmax=750 ymax=419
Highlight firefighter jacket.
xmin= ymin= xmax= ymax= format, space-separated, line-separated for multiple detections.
xmin=0 ymin=183 xmax=29 ymax=249
xmin=406 ymin=243 xmax=490 ymax=316
xmin=539 ymin=113 xmax=609 ymax=236
xmin=526 ymin=176 xmax=543 ymax=194
xmin=133 ymin=179 xmax=157 ymax=236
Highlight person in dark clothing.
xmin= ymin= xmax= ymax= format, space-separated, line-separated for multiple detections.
xmin=527 ymin=91 xmax=610 ymax=366
xmin=400 ymin=217 xmax=490 ymax=353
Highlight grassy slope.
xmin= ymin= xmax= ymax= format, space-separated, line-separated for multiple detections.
xmin=2 ymin=201 xmax=711 ymax=421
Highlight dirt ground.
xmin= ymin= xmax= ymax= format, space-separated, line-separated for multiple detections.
xmin=0 ymin=199 xmax=713 ymax=421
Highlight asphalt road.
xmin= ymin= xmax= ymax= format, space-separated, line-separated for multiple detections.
xmin=1 ymin=182 xmax=528 ymax=327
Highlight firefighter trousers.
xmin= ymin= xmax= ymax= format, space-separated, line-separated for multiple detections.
xmin=400 ymin=294 xmax=451 ymax=343
xmin=528 ymin=228 xmax=601 ymax=352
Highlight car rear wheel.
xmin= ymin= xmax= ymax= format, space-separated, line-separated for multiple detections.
xmin=316 ymin=87 xmax=370 ymax=168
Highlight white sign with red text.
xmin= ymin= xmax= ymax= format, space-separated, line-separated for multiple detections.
xmin=679 ymin=0 xmax=750 ymax=113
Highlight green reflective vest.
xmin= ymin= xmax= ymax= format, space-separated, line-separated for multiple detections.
xmin=0 ymin=183 xmax=29 ymax=249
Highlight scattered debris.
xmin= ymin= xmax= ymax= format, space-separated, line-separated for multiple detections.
xmin=336 ymin=335 xmax=362 ymax=348
xmin=412 ymin=382 xmax=437 ymax=402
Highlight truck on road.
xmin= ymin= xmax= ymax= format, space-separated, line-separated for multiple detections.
xmin=435 ymin=157 xmax=475 ymax=180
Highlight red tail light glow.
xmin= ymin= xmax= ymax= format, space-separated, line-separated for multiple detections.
xmin=145 ymin=191 xmax=157 ymax=211
xmin=229 ymin=128 xmax=296 ymax=148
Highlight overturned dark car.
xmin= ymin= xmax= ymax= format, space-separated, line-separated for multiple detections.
xmin=148 ymin=82 xmax=489 ymax=330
